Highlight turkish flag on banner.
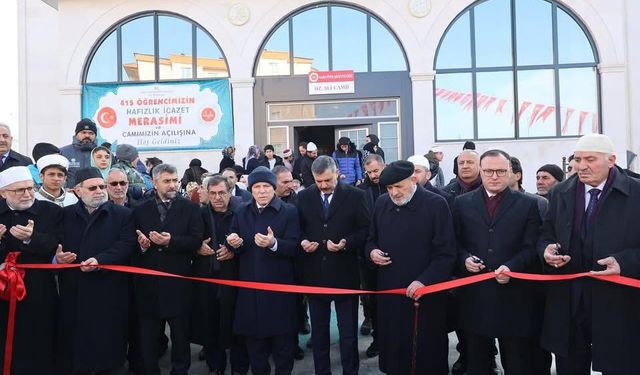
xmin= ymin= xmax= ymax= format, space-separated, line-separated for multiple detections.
xmin=495 ymin=99 xmax=508 ymax=114
xmin=536 ymin=106 xmax=555 ymax=123
xmin=592 ymin=114 xmax=599 ymax=133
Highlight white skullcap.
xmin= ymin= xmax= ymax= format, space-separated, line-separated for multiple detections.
xmin=574 ymin=134 xmax=615 ymax=154
xmin=430 ymin=145 xmax=443 ymax=153
xmin=407 ymin=155 xmax=430 ymax=169
xmin=37 ymin=154 xmax=70 ymax=172
xmin=306 ymin=142 xmax=318 ymax=152
xmin=0 ymin=166 xmax=33 ymax=189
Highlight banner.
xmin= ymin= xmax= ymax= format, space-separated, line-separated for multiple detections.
xmin=82 ymin=80 xmax=234 ymax=151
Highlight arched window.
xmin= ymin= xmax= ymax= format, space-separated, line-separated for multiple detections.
xmin=255 ymin=3 xmax=407 ymax=76
xmin=84 ymin=12 xmax=228 ymax=83
xmin=434 ymin=0 xmax=599 ymax=141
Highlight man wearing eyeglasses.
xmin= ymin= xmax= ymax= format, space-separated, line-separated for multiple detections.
xmin=452 ymin=149 xmax=541 ymax=375
xmin=0 ymin=166 xmax=62 ymax=375
xmin=107 ymin=168 xmax=138 ymax=208
xmin=191 ymin=174 xmax=248 ymax=375
xmin=132 ymin=163 xmax=204 ymax=375
xmin=54 ymin=167 xmax=136 ymax=374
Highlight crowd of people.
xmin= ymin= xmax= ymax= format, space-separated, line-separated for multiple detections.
xmin=1 ymin=117 xmax=640 ymax=375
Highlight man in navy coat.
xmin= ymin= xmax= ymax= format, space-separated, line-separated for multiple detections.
xmin=540 ymin=134 xmax=640 ymax=375
xmin=366 ymin=160 xmax=456 ymax=375
xmin=226 ymin=166 xmax=300 ymax=375
xmin=297 ymin=156 xmax=369 ymax=375
xmin=453 ymin=150 xmax=541 ymax=375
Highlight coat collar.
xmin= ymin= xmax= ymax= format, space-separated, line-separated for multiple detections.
xmin=0 ymin=198 xmax=40 ymax=215
xmin=470 ymin=186 xmax=517 ymax=225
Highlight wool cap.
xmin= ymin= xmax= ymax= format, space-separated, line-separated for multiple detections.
xmin=537 ymin=164 xmax=565 ymax=182
xmin=338 ymin=137 xmax=351 ymax=146
xmin=379 ymin=160 xmax=415 ymax=186
xmin=31 ymin=142 xmax=60 ymax=163
xmin=75 ymin=118 xmax=97 ymax=134
xmin=116 ymin=144 xmax=139 ymax=162
xmin=248 ymin=166 xmax=276 ymax=189
xmin=282 ymin=148 xmax=293 ymax=158
xmin=74 ymin=167 xmax=103 ymax=186
xmin=574 ymin=134 xmax=615 ymax=154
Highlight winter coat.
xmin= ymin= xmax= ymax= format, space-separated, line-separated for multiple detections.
xmin=332 ymin=145 xmax=362 ymax=185
xmin=60 ymin=136 xmax=97 ymax=188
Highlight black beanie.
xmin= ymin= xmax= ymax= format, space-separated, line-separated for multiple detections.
xmin=75 ymin=118 xmax=97 ymax=134
xmin=537 ymin=164 xmax=565 ymax=182
xmin=32 ymin=142 xmax=60 ymax=162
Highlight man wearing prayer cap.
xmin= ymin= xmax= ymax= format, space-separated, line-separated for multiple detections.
xmin=54 ymin=167 xmax=136 ymax=374
xmin=0 ymin=166 xmax=63 ymax=374
xmin=540 ymin=133 xmax=640 ymax=374
xmin=34 ymin=154 xmax=78 ymax=207
xmin=301 ymin=141 xmax=319 ymax=188
xmin=366 ymin=160 xmax=456 ymax=375
xmin=407 ymin=154 xmax=453 ymax=209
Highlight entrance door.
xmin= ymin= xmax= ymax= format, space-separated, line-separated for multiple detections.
xmin=335 ymin=126 xmax=370 ymax=151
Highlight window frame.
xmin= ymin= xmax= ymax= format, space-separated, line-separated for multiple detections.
xmin=82 ymin=11 xmax=229 ymax=84
xmin=433 ymin=0 xmax=601 ymax=141
xmin=253 ymin=2 xmax=409 ymax=76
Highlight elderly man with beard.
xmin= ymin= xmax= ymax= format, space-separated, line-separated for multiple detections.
xmin=408 ymin=154 xmax=453 ymax=209
xmin=0 ymin=167 xmax=62 ymax=375
xmin=226 ymin=166 xmax=300 ymax=375
xmin=366 ymin=160 xmax=456 ymax=375
xmin=191 ymin=175 xmax=249 ymax=375
xmin=54 ymin=167 xmax=136 ymax=374
xmin=60 ymin=118 xmax=98 ymax=188
xmin=132 ymin=163 xmax=204 ymax=375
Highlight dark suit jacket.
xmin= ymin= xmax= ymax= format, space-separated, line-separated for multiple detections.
xmin=0 ymin=149 xmax=33 ymax=171
xmin=297 ymin=182 xmax=370 ymax=289
xmin=234 ymin=186 xmax=252 ymax=202
xmin=538 ymin=169 xmax=640 ymax=373
xmin=132 ymin=196 xmax=203 ymax=318
xmin=453 ymin=188 xmax=541 ymax=337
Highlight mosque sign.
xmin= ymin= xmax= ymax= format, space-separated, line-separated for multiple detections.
xmin=81 ymin=79 xmax=234 ymax=151
xmin=308 ymin=70 xmax=355 ymax=95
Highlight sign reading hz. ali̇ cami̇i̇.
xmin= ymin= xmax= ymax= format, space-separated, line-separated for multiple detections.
xmin=308 ymin=70 xmax=355 ymax=95
xmin=82 ymin=80 xmax=234 ymax=151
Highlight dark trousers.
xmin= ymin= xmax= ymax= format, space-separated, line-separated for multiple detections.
xmin=205 ymin=334 xmax=249 ymax=374
xmin=359 ymin=265 xmax=377 ymax=339
xmin=555 ymin=302 xmax=592 ymax=375
xmin=139 ymin=314 xmax=190 ymax=375
xmin=308 ymin=295 xmax=359 ymax=375
xmin=245 ymin=333 xmax=295 ymax=375
xmin=466 ymin=333 xmax=532 ymax=375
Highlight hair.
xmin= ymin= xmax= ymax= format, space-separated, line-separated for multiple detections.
xmin=222 ymin=167 xmax=237 ymax=175
xmin=480 ymin=149 xmax=512 ymax=166
xmin=509 ymin=156 xmax=523 ymax=188
xmin=298 ymin=141 xmax=308 ymax=148
xmin=93 ymin=145 xmax=111 ymax=155
xmin=152 ymin=163 xmax=177 ymax=180
xmin=272 ymin=165 xmax=291 ymax=177
xmin=0 ymin=123 xmax=12 ymax=135
xmin=364 ymin=154 xmax=384 ymax=166
xmin=206 ymin=174 xmax=232 ymax=191
xmin=311 ymin=155 xmax=337 ymax=175
xmin=107 ymin=168 xmax=127 ymax=180
xmin=568 ymin=154 xmax=575 ymax=162
xmin=264 ymin=144 xmax=275 ymax=152
xmin=145 ymin=157 xmax=163 ymax=166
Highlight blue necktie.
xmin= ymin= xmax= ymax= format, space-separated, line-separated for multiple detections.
xmin=322 ymin=194 xmax=330 ymax=219
xmin=584 ymin=188 xmax=601 ymax=228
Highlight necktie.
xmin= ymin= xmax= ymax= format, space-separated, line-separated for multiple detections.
xmin=0 ymin=155 xmax=4 ymax=168
xmin=322 ymin=194 xmax=330 ymax=219
xmin=584 ymin=188 xmax=601 ymax=229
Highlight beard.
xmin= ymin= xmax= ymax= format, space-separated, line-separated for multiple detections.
xmin=10 ymin=198 xmax=35 ymax=211
xmin=82 ymin=193 xmax=108 ymax=209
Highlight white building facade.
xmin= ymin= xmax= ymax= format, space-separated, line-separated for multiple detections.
xmin=12 ymin=0 xmax=640 ymax=191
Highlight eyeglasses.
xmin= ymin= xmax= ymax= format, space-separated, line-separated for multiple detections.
xmin=481 ymin=169 xmax=508 ymax=177
xmin=108 ymin=181 xmax=128 ymax=187
xmin=85 ymin=184 xmax=107 ymax=191
xmin=208 ymin=191 xmax=229 ymax=198
xmin=5 ymin=186 xmax=34 ymax=195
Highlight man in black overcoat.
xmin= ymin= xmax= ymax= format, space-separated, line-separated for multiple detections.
xmin=297 ymin=156 xmax=369 ymax=375
xmin=226 ymin=166 xmax=300 ymax=375
xmin=132 ymin=163 xmax=204 ymax=375
xmin=453 ymin=150 xmax=541 ymax=374
xmin=540 ymin=134 xmax=640 ymax=375
xmin=0 ymin=166 xmax=62 ymax=375
xmin=55 ymin=167 xmax=136 ymax=373
xmin=191 ymin=174 xmax=248 ymax=375
xmin=366 ymin=160 xmax=456 ymax=375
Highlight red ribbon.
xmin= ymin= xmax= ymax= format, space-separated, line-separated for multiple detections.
xmin=4 ymin=257 xmax=640 ymax=375
xmin=0 ymin=252 xmax=26 ymax=375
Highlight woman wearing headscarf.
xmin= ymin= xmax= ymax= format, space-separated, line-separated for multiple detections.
xmin=90 ymin=146 xmax=112 ymax=179
xmin=219 ymin=146 xmax=236 ymax=173
xmin=181 ymin=158 xmax=208 ymax=190
xmin=241 ymin=145 xmax=261 ymax=174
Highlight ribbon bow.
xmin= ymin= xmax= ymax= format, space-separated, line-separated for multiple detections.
xmin=1 ymin=251 xmax=25 ymax=375
xmin=0 ymin=252 xmax=26 ymax=302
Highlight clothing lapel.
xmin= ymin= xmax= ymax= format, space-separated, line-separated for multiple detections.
xmin=491 ymin=188 xmax=517 ymax=226
xmin=327 ymin=183 xmax=347 ymax=220
xmin=160 ymin=198 xmax=179 ymax=230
